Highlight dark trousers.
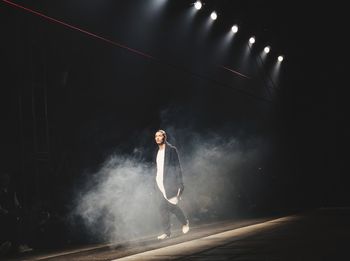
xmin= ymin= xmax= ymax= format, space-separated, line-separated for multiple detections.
xmin=157 ymin=189 xmax=187 ymax=236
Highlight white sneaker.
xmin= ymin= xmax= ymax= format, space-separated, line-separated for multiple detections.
xmin=157 ymin=233 xmax=170 ymax=240
xmin=182 ymin=220 xmax=189 ymax=234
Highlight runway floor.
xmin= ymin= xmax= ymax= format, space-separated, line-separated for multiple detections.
xmin=2 ymin=208 xmax=350 ymax=260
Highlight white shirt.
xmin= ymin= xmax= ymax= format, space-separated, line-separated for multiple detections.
xmin=156 ymin=148 xmax=178 ymax=205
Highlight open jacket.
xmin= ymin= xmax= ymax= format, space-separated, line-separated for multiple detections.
xmin=154 ymin=142 xmax=184 ymax=199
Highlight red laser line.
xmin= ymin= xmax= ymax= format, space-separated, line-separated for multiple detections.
xmin=2 ymin=0 xmax=155 ymax=60
xmin=220 ymin=66 xmax=250 ymax=79
xmin=2 ymin=0 xmax=249 ymax=80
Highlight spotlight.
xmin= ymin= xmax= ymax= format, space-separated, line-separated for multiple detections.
xmin=278 ymin=55 xmax=284 ymax=62
xmin=264 ymin=46 xmax=270 ymax=53
xmin=210 ymin=11 xmax=217 ymax=20
xmin=231 ymin=24 xmax=238 ymax=33
xmin=194 ymin=1 xmax=202 ymax=10
xmin=249 ymin=36 xmax=255 ymax=44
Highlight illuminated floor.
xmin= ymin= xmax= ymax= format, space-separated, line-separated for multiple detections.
xmin=114 ymin=208 xmax=350 ymax=260
xmin=3 ymin=208 xmax=350 ymax=260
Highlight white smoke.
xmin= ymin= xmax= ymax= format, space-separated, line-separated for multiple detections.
xmin=72 ymin=130 xmax=266 ymax=243
xmin=73 ymin=155 xmax=159 ymax=242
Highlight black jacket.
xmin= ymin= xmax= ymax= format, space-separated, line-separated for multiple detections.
xmin=154 ymin=142 xmax=184 ymax=199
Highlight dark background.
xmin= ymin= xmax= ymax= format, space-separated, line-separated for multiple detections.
xmin=1 ymin=0 xmax=347 ymax=247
